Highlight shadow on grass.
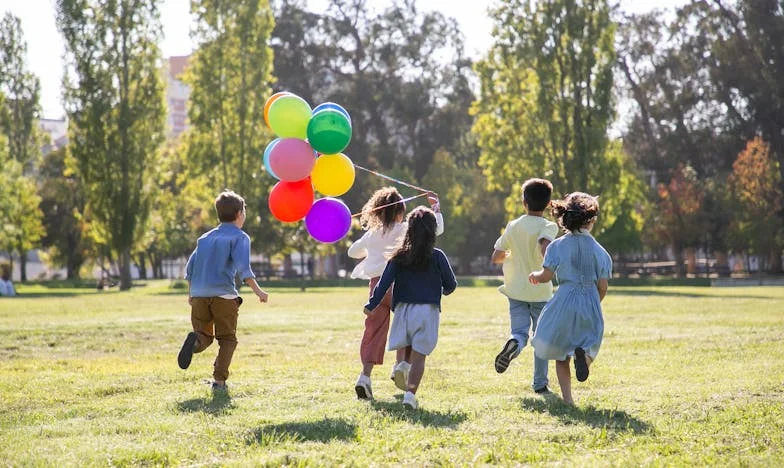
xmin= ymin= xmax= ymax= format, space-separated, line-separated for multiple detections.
xmin=521 ymin=396 xmax=653 ymax=434
xmin=612 ymin=288 xmax=774 ymax=300
xmin=247 ymin=418 xmax=357 ymax=445
xmin=177 ymin=391 xmax=234 ymax=415
xmin=369 ymin=397 xmax=467 ymax=428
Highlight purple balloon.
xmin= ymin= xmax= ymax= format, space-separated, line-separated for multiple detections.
xmin=305 ymin=198 xmax=352 ymax=243
xmin=269 ymin=138 xmax=316 ymax=181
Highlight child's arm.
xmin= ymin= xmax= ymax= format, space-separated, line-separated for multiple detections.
xmin=529 ymin=268 xmax=554 ymax=284
xmin=491 ymin=249 xmax=507 ymax=264
xmin=347 ymin=232 xmax=370 ymax=259
xmin=438 ymin=251 xmax=457 ymax=295
xmin=427 ymin=192 xmax=445 ymax=236
xmin=597 ymin=278 xmax=608 ymax=302
xmin=244 ymin=277 xmax=269 ymax=303
xmin=538 ymin=238 xmax=551 ymax=257
xmin=364 ymin=261 xmax=397 ymax=313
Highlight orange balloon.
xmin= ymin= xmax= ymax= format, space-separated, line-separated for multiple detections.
xmin=264 ymin=92 xmax=291 ymax=128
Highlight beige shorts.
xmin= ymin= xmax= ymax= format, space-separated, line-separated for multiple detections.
xmin=387 ymin=303 xmax=440 ymax=355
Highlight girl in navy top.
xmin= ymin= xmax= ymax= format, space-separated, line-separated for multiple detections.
xmin=365 ymin=206 xmax=457 ymax=409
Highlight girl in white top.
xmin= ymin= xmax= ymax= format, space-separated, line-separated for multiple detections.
xmin=348 ymin=187 xmax=443 ymax=399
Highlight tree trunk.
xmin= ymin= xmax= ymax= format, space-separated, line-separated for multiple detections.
xmin=769 ymin=248 xmax=782 ymax=274
xmin=137 ymin=255 xmax=147 ymax=280
xmin=119 ymin=248 xmax=132 ymax=290
xmin=19 ymin=250 xmax=27 ymax=282
xmin=685 ymin=247 xmax=697 ymax=276
xmin=715 ymin=251 xmax=730 ymax=277
xmin=673 ymin=244 xmax=686 ymax=277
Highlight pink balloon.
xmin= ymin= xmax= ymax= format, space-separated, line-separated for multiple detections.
xmin=268 ymin=138 xmax=316 ymax=181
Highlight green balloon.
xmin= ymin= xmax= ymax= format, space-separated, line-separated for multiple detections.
xmin=268 ymin=95 xmax=312 ymax=139
xmin=307 ymin=109 xmax=352 ymax=155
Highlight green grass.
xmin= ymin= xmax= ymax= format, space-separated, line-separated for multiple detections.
xmin=1 ymin=281 xmax=782 ymax=466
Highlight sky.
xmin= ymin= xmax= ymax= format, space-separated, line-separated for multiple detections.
xmin=1 ymin=0 xmax=687 ymax=119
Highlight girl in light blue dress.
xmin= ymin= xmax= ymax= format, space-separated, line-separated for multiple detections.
xmin=529 ymin=192 xmax=612 ymax=405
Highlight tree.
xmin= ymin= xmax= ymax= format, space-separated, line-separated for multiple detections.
xmin=0 ymin=156 xmax=45 ymax=280
xmin=0 ymin=12 xmax=45 ymax=281
xmin=473 ymin=0 xmax=640 ymax=246
xmin=57 ymin=0 xmax=167 ymax=290
xmin=37 ymin=146 xmax=90 ymax=279
xmin=728 ymin=137 xmax=783 ymax=272
xmin=650 ymin=164 xmax=706 ymax=276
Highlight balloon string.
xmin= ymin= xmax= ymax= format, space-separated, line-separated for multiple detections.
xmin=351 ymin=193 xmax=428 ymax=218
xmin=353 ymin=164 xmax=430 ymax=193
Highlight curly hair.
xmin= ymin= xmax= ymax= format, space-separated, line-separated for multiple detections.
xmin=359 ymin=187 xmax=406 ymax=233
xmin=550 ymin=192 xmax=600 ymax=233
xmin=391 ymin=206 xmax=437 ymax=271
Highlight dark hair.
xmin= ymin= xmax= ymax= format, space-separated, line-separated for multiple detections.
xmin=521 ymin=178 xmax=553 ymax=212
xmin=360 ymin=187 xmax=406 ymax=233
xmin=391 ymin=207 xmax=437 ymax=270
xmin=215 ymin=190 xmax=246 ymax=222
xmin=551 ymin=192 xmax=599 ymax=233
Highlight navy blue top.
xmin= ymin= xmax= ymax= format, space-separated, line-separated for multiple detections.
xmin=365 ymin=248 xmax=457 ymax=311
xmin=185 ymin=223 xmax=256 ymax=297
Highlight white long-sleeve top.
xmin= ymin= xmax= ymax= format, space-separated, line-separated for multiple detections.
xmin=347 ymin=212 xmax=444 ymax=280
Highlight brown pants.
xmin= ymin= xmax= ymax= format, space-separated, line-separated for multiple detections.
xmin=360 ymin=277 xmax=393 ymax=365
xmin=190 ymin=297 xmax=240 ymax=382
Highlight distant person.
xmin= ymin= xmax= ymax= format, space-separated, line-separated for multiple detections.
xmin=491 ymin=178 xmax=558 ymax=394
xmin=0 ymin=268 xmax=15 ymax=297
xmin=177 ymin=190 xmax=269 ymax=392
xmin=530 ymin=192 xmax=612 ymax=405
xmin=364 ymin=206 xmax=457 ymax=410
xmin=348 ymin=187 xmax=443 ymax=400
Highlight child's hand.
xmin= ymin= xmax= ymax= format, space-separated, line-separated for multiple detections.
xmin=257 ymin=290 xmax=269 ymax=303
xmin=528 ymin=272 xmax=540 ymax=285
xmin=426 ymin=191 xmax=440 ymax=213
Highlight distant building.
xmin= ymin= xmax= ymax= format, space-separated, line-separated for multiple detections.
xmin=167 ymin=55 xmax=190 ymax=138
xmin=39 ymin=117 xmax=68 ymax=154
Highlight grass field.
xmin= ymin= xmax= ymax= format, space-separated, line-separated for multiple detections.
xmin=1 ymin=281 xmax=783 ymax=466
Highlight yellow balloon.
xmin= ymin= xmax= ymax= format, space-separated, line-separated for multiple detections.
xmin=311 ymin=153 xmax=355 ymax=196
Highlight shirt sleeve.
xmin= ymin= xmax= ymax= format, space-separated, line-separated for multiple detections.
xmin=347 ymin=231 xmax=371 ymax=259
xmin=232 ymin=234 xmax=256 ymax=281
xmin=493 ymin=222 xmax=512 ymax=251
xmin=365 ymin=261 xmax=397 ymax=310
xmin=539 ymin=221 xmax=558 ymax=242
xmin=597 ymin=247 xmax=613 ymax=279
xmin=184 ymin=247 xmax=197 ymax=280
xmin=437 ymin=250 xmax=457 ymax=296
xmin=435 ymin=212 xmax=445 ymax=236
xmin=542 ymin=240 xmax=559 ymax=271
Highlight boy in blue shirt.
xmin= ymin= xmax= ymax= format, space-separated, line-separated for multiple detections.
xmin=178 ymin=190 xmax=269 ymax=391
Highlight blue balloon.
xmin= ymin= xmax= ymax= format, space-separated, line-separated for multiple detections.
xmin=312 ymin=102 xmax=351 ymax=127
xmin=263 ymin=138 xmax=281 ymax=179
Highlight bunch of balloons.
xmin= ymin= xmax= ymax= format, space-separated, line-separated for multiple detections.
xmin=263 ymin=92 xmax=355 ymax=243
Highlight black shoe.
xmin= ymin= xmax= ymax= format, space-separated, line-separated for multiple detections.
xmin=494 ymin=338 xmax=520 ymax=374
xmin=534 ymin=386 xmax=550 ymax=394
xmin=178 ymin=332 xmax=198 ymax=369
xmin=574 ymin=347 xmax=589 ymax=382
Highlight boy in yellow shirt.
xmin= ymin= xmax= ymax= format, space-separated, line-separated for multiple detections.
xmin=491 ymin=178 xmax=558 ymax=393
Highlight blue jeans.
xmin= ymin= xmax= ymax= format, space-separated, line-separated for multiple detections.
xmin=508 ymin=298 xmax=548 ymax=390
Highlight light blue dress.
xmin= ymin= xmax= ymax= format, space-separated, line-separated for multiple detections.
xmin=531 ymin=231 xmax=612 ymax=361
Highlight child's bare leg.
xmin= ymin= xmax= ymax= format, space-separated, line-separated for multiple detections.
xmin=406 ymin=350 xmax=426 ymax=394
xmin=362 ymin=362 xmax=374 ymax=377
xmin=555 ymin=359 xmax=573 ymax=405
xmin=397 ymin=346 xmax=412 ymax=364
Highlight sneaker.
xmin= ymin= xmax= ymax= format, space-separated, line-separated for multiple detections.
xmin=402 ymin=391 xmax=418 ymax=410
xmin=574 ymin=347 xmax=589 ymax=382
xmin=177 ymin=332 xmax=198 ymax=369
xmin=392 ymin=361 xmax=410 ymax=391
xmin=354 ymin=374 xmax=373 ymax=400
xmin=494 ymin=338 xmax=519 ymax=373
xmin=534 ymin=386 xmax=550 ymax=394
xmin=211 ymin=381 xmax=228 ymax=392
